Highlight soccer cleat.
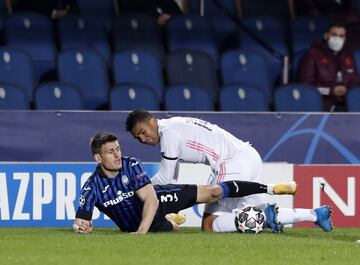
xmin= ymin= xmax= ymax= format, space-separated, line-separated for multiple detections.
xmin=264 ymin=204 xmax=284 ymax=233
xmin=314 ymin=205 xmax=333 ymax=232
xmin=273 ymin=181 xmax=297 ymax=195
xmin=165 ymin=213 xmax=186 ymax=225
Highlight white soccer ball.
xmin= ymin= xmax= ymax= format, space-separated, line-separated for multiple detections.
xmin=235 ymin=205 xmax=265 ymax=234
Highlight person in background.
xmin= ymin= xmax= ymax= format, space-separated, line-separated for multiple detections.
xmin=9 ymin=0 xmax=78 ymax=19
xmin=117 ymin=0 xmax=182 ymax=25
xmin=297 ymin=22 xmax=360 ymax=111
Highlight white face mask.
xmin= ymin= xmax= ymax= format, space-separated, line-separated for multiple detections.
xmin=327 ymin=36 xmax=345 ymax=52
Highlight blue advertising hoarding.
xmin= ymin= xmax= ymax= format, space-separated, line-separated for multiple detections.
xmin=0 ymin=111 xmax=359 ymax=164
xmin=0 ymin=163 xmax=160 ymax=227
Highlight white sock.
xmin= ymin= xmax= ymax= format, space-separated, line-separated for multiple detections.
xmin=277 ymin=208 xmax=317 ymax=225
xmin=212 ymin=212 xmax=238 ymax=232
xmin=267 ymin=184 xmax=274 ymax=194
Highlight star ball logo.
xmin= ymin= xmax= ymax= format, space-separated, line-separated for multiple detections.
xmin=78 ymin=195 xmax=85 ymax=207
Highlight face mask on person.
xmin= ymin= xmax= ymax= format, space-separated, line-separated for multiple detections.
xmin=327 ymin=36 xmax=345 ymax=52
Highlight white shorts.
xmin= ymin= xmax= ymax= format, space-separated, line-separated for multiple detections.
xmin=204 ymin=146 xmax=267 ymax=215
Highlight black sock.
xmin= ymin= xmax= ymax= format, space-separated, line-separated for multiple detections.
xmin=219 ymin=180 xmax=268 ymax=198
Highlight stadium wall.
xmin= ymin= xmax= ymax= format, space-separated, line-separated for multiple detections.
xmin=0 ymin=111 xmax=359 ymax=228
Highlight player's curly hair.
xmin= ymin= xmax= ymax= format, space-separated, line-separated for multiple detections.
xmin=125 ymin=110 xmax=154 ymax=132
xmin=90 ymin=132 xmax=118 ymax=155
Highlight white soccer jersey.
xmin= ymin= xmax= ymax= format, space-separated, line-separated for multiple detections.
xmin=152 ymin=117 xmax=252 ymax=184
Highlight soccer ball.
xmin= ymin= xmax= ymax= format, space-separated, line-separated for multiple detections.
xmin=235 ymin=206 xmax=265 ymax=234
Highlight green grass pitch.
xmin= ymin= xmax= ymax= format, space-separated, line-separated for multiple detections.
xmin=1 ymin=228 xmax=360 ymax=265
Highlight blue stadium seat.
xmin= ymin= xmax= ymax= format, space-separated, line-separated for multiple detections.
xmin=241 ymin=0 xmax=290 ymax=18
xmin=113 ymin=50 xmax=164 ymax=100
xmin=4 ymin=13 xmax=56 ymax=81
xmin=291 ymin=49 xmax=307 ymax=80
xmin=57 ymin=15 xmax=111 ymax=64
xmin=189 ymin=0 xmax=238 ymax=52
xmin=58 ymin=49 xmax=110 ymax=110
xmin=291 ymin=16 xmax=328 ymax=54
xmin=0 ymin=83 xmax=29 ymax=110
xmin=0 ymin=47 xmax=35 ymax=100
xmin=165 ymin=85 xmax=214 ymax=111
xmin=165 ymin=15 xmax=218 ymax=64
xmin=77 ymin=0 xmax=115 ymax=17
xmin=110 ymin=85 xmax=159 ymax=110
xmin=219 ymin=84 xmax=268 ymax=111
xmin=35 ymin=82 xmax=85 ymax=110
xmin=347 ymin=86 xmax=360 ymax=112
xmin=239 ymin=16 xmax=289 ymax=85
xmin=166 ymin=50 xmax=218 ymax=102
xmin=112 ymin=14 xmax=164 ymax=62
xmin=0 ymin=0 xmax=6 ymax=15
xmin=274 ymin=83 xmax=323 ymax=112
xmin=189 ymin=0 xmax=237 ymax=17
xmin=220 ymin=49 xmax=272 ymax=102
xmin=354 ymin=50 xmax=360 ymax=74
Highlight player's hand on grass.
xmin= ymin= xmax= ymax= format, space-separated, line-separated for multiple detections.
xmin=72 ymin=218 xmax=93 ymax=234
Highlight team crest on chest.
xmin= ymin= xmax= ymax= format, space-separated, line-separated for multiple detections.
xmin=122 ymin=175 xmax=130 ymax=185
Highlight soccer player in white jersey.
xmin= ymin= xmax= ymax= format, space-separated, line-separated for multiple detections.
xmin=126 ymin=110 xmax=333 ymax=233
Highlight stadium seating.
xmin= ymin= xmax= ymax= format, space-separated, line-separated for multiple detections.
xmin=290 ymin=16 xmax=328 ymax=55
xmin=112 ymin=14 xmax=164 ymax=63
xmin=189 ymin=0 xmax=237 ymax=17
xmin=220 ymin=49 xmax=272 ymax=102
xmin=110 ymin=85 xmax=159 ymax=110
xmin=166 ymin=50 xmax=218 ymax=102
xmin=0 ymin=0 xmax=6 ymax=15
xmin=165 ymin=15 xmax=218 ymax=64
xmin=347 ymin=86 xmax=360 ymax=112
xmin=291 ymin=49 xmax=307 ymax=80
xmin=0 ymin=47 xmax=35 ymax=100
xmin=77 ymin=0 xmax=115 ymax=17
xmin=0 ymin=83 xmax=29 ymax=110
xmin=35 ymin=82 xmax=85 ymax=110
xmin=274 ymin=83 xmax=323 ymax=112
xmin=4 ymin=13 xmax=56 ymax=81
xmin=58 ymin=49 xmax=109 ymax=110
xmin=165 ymin=85 xmax=214 ymax=111
xmin=239 ymin=16 xmax=289 ymax=86
xmin=188 ymin=0 xmax=238 ymax=52
xmin=240 ymin=0 xmax=290 ymax=18
xmin=113 ymin=50 xmax=164 ymax=100
xmin=354 ymin=50 xmax=360 ymax=74
xmin=219 ymin=84 xmax=269 ymax=111
xmin=57 ymin=15 xmax=111 ymax=64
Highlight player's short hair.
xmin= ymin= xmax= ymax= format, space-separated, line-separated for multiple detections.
xmin=90 ymin=132 xmax=118 ymax=155
xmin=125 ymin=109 xmax=154 ymax=132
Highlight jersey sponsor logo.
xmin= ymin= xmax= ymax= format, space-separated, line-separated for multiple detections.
xmin=79 ymin=195 xmax=86 ymax=207
xmin=102 ymin=185 xmax=109 ymax=193
xmin=160 ymin=193 xmax=178 ymax=203
xmin=121 ymin=175 xmax=130 ymax=185
xmin=103 ymin=190 xmax=135 ymax=208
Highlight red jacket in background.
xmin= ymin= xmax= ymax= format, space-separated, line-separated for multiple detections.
xmin=297 ymin=40 xmax=360 ymax=110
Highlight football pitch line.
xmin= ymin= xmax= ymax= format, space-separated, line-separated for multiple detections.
xmin=0 ymin=228 xmax=359 ymax=265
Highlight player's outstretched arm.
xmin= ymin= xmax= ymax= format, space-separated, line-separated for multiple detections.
xmin=133 ymin=184 xmax=159 ymax=234
xmin=72 ymin=218 xmax=93 ymax=234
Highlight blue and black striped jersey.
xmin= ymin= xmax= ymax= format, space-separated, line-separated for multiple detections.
xmin=75 ymin=156 xmax=151 ymax=232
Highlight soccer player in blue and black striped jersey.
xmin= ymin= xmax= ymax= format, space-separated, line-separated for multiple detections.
xmin=73 ymin=132 xmax=297 ymax=234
